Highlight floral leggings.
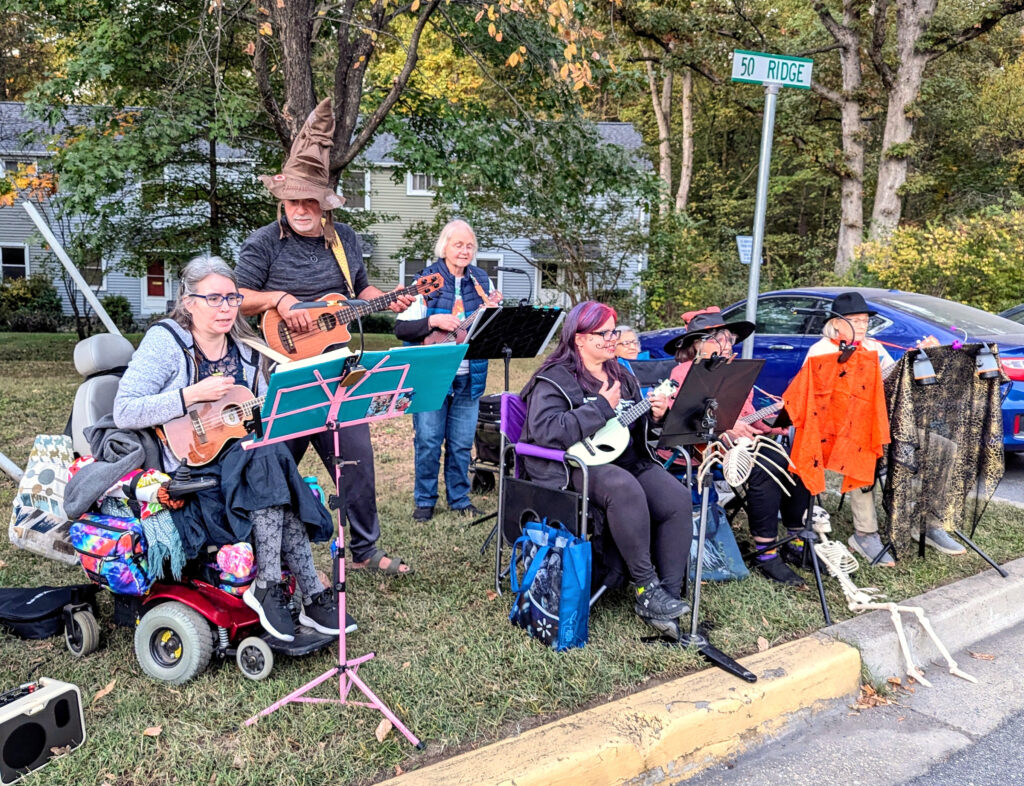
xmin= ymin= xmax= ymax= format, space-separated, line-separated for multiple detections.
xmin=249 ymin=505 xmax=325 ymax=600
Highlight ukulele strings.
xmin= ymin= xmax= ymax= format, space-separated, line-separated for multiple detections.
xmin=190 ymin=396 xmax=265 ymax=430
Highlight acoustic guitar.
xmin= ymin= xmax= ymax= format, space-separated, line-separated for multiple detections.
xmin=261 ymin=274 xmax=443 ymax=360
xmin=566 ymin=379 xmax=678 ymax=467
xmin=157 ymin=386 xmax=264 ymax=467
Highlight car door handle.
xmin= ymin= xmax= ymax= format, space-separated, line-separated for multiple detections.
xmin=768 ymin=344 xmax=795 ymax=350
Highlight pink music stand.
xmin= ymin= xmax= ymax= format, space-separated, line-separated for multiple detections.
xmin=240 ymin=344 xmax=467 ymax=747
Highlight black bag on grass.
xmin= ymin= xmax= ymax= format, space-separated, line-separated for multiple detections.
xmin=0 ymin=585 xmax=99 ymax=639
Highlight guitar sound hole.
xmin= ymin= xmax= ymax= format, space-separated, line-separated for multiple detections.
xmin=596 ymin=445 xmax=615 ymax=453
xmin=222 ymin=404 xmax=243 ymax=427
xmin=278 ymin=322 xmax=295 ymax=353
xmin=317 ymin=314 xmax=337 ymax=331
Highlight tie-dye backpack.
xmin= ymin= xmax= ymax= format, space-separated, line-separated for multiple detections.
xmin=69 ymin=513 xmax=151 ymax=595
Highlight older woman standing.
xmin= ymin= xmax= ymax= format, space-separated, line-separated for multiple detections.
xmin=395 ymin=219 xmax=502 ymax=522
xmin=114 ymin=256 xmax=347 ymax=643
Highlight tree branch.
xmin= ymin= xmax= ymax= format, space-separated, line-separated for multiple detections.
xmin=252 ymin=36 xmax=290 ymax=148
xmin=925 ymin=1 xmax=1024 ymax=60
xmin=869 ymin=0 xmax=894 ymax=90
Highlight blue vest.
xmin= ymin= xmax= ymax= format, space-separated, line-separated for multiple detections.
xmin=417 ymin=259 xmax=490 ymax=399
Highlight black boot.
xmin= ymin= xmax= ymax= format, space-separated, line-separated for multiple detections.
xmin=755 ymin=554 xmax=807 ymax=588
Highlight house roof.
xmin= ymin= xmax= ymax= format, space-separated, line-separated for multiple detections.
xmin=0 ymin=101 xmax=251 ymax=161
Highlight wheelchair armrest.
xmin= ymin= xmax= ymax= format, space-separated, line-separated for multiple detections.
xmin=514 ymin=442 xmax=568 ymax=463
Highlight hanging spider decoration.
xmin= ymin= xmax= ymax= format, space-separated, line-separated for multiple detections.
xmin=696 ymin=434 xmax=795 ymax=493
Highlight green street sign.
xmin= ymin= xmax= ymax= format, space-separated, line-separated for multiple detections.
xmin=731 ymin=50 xmax=813 ymax=90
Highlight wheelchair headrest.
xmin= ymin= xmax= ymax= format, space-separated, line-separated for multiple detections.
xmin=73 ymin=333 xmax=135 ymax=378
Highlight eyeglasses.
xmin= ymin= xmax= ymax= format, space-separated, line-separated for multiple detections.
xmin=617 ymin=339 xmax=639 ymax=348
xmin=845 ymin=317 xmax=871 ymax=327
xmin=190 ymin=292 xmax=244 ymax=308
xmin=588 ymin=329 xmax=621 ymax=341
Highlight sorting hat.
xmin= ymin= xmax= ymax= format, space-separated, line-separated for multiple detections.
xmin=258 ymin=98 xmax=344 ymax=211
xmin=829 ymin=291 xmax=877 ymax=317
xmin=663 ymin=310 xmax=755 ymax=356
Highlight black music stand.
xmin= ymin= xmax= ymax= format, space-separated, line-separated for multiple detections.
xmin=656 ymin=358 xmax=763 ymax=683
xmin=464 ymin=304 xmax=564 ymax=391
xmin=467 ymin=305 xmax=564 ymax=533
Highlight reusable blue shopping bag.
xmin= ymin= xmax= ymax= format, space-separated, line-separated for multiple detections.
xmin=509 ymin=519 xmax=591 ymax=651
xmin=689 ymin=485 xmax=749 ymax=582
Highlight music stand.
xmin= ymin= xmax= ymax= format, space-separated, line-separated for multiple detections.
xmin=656 ymin=358 xmax=763 ymax=683
xmin=464 ymin=304 xmax=564 ymax=391
xmin=240 ymin=342 xmax=468 ymax=746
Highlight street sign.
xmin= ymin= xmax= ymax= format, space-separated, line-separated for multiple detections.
xmin=731 ymin=50 xmax=813 ymax=90
xmin=736 ymin=235 xmax=753 ymax=265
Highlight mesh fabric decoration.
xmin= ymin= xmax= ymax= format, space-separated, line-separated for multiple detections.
xmin=882 ymin=344 xmax=1005 ymax=549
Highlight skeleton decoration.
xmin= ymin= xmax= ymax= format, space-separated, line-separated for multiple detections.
xmin=808 ymin=506 xmax=977 ymax=687
xmin=696 ymin=434 xmax=794 ymax=493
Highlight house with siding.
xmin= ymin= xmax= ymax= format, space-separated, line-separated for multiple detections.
xmin=1 ymin=101 xmax=648 ymax=320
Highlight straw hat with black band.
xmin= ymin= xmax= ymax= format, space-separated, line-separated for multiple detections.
xmin=258 ymin=98 xmax=345 ymax=243
xmin=663 ymin=310 xmax=756 ymax=357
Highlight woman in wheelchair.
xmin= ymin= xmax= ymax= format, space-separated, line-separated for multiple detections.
xmin=662 ymin=311 xmax=810 ymax=588
xmin=519 ymin=301 xmax=693 ymax=637
xmin=113 ymin=255 xmax=345 ymax=643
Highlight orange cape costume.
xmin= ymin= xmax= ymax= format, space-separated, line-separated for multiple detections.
xmin=783 ymin=347 xmax=890 ymax=495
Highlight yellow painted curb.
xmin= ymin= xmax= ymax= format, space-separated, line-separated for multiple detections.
xmin=380 ymin=635 xmax=861 ymax=786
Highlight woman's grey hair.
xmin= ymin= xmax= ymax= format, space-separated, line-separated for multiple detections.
xmin=616 ymin=325 xmax=636 ymax=336
xmin=170 ymin=255 xmax=259 ymax=346
xmin=434 ymin=219 xmax=477 ymax=260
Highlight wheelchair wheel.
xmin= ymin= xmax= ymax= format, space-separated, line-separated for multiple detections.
xmin=134 ymin=602 xmax=214 ymax=685
xmin=236 ymin=636 xmax=274 ymax=681
xmin=65 ymin=609 xmax=99 ymax=657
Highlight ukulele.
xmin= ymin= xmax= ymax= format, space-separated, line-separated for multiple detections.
xmin=422 ymin=291 xmax=503 ymax=346
xmin=261 ymin=274 xmax=443 ymax=360
xmin=566 ymin=379 xmax=679 ymax=467
xmin=157 ymin=386 xmax=264 ymax=467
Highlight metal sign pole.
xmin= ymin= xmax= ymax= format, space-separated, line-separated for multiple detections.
xmin=22 ymin=201 xmax=122 ymax=337
xmin=742 ymin=83 xmax=779 ymax=359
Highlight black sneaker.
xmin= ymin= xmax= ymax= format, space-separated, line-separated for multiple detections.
xmin=454 ymin=504 xmax=483 ymax=517
xmin=755 ymin=555 xmax=807 ymax=588
xmin=243 ymin=582 xmax=296 ymax=642
xmin=780 ymin=538 xmax=807 ymax=568
xmin=298 ymin=590 xmax=357 ymax=635
xmin=412 ymin=506 xmax=434 ymax=522
xmin=633 ymin=579 xmax=688 ymax=620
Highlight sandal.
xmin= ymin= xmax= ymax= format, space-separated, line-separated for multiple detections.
xmin=351 ymin=549 xmax=413 ymax=576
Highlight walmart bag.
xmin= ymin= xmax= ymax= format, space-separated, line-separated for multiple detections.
xmin=509 ymin=519 xmax=591 ymax=651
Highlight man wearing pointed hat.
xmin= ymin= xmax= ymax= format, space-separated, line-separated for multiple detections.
xmin=660 ymin=310 xmax=811 ymax=588
xmin=237 ymin=98 xmax=415 ymax=577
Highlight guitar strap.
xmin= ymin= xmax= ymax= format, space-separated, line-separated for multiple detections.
xmin=325 ymin=218 xmax=355 ymax=296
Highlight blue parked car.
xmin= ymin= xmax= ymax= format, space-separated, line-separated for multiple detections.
xmin=639 ymin=287 xmax=1024 ymax=451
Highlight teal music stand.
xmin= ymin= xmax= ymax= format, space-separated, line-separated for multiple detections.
xmin=241 ymin=342 xmax=467 ymax=744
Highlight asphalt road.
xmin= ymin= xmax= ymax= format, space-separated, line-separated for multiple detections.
xmin=993 ymin=451 xmax=1024 ymax=508
xmin=689 ymin=621 xmax=1024 ymax=786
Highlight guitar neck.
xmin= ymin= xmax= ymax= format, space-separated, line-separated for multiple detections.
xmin=739 ymin=400 xmax=783 ymax=425
xmin=616 ymin=398 xmax=652 ymax=428
xmin=334 ymin=287 xmax=413 ymax=322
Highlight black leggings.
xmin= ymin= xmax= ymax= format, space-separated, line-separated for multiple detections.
xmin=573 ymin=462 xmax=693 ymax=599
xmin=744 ymin=463 xmax=812 ymax=540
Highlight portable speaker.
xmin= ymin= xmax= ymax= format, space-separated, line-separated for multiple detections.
xmin=0 ymin=678 xmax=85 ymax=785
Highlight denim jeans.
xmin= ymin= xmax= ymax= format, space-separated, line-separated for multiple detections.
xmin=413 ymin=373 xmax=480 ymax=510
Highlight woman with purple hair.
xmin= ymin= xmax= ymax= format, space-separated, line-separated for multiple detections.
xmin=520 ymin=301 xmax=693 ymax=637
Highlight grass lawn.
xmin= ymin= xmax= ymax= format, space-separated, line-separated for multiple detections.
xmin=2 ymin=331 xmax=1023 ymax=786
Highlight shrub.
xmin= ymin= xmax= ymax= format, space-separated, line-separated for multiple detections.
xmin=360 ymin=311 xmax=396 ymax=334
xmin=859 ymin=210 xmax=1024 ymax=312
xmin=101 ymin=294 xmax=135 ymax=332
xmin=0 ymin=274 xmax=63 ymax=332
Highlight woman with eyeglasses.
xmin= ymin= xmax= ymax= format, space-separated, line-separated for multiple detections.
xmin=519 ymin=301 xmax=693 ymax=638
xmin=114 ymin=256 xmax=349 ymax=643
xmin=661 ymin=311 xmax=810 ymax=588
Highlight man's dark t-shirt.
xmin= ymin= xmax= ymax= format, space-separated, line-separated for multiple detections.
xmin=235 ymin=219 xmax=370 ymax=300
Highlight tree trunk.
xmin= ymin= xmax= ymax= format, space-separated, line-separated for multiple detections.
xmin=814 ymin=1 xmax=867 ymax=276
xmin=675 ymin=68 xmax=693 ymax=212
xmin=645 ymin=58 xmax=673 ymax=216
xmin=208 ymin=135 xmax=220 ymax=256
xmin=868 ymin=0 xmax=935 ymax=241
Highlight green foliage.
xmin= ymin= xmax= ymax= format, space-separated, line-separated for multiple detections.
xmin=640 ymin=212 xmax=745 ymax=328
xmin=389 ymin=106 xmax=658 ymax=306
xmin=0 ymin=274 xmax=64 ymax=332
xmin=859 ymin=209 xmax=1024 ymax=312
xmin=100 ymin=294 xmax=134 ymax=332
